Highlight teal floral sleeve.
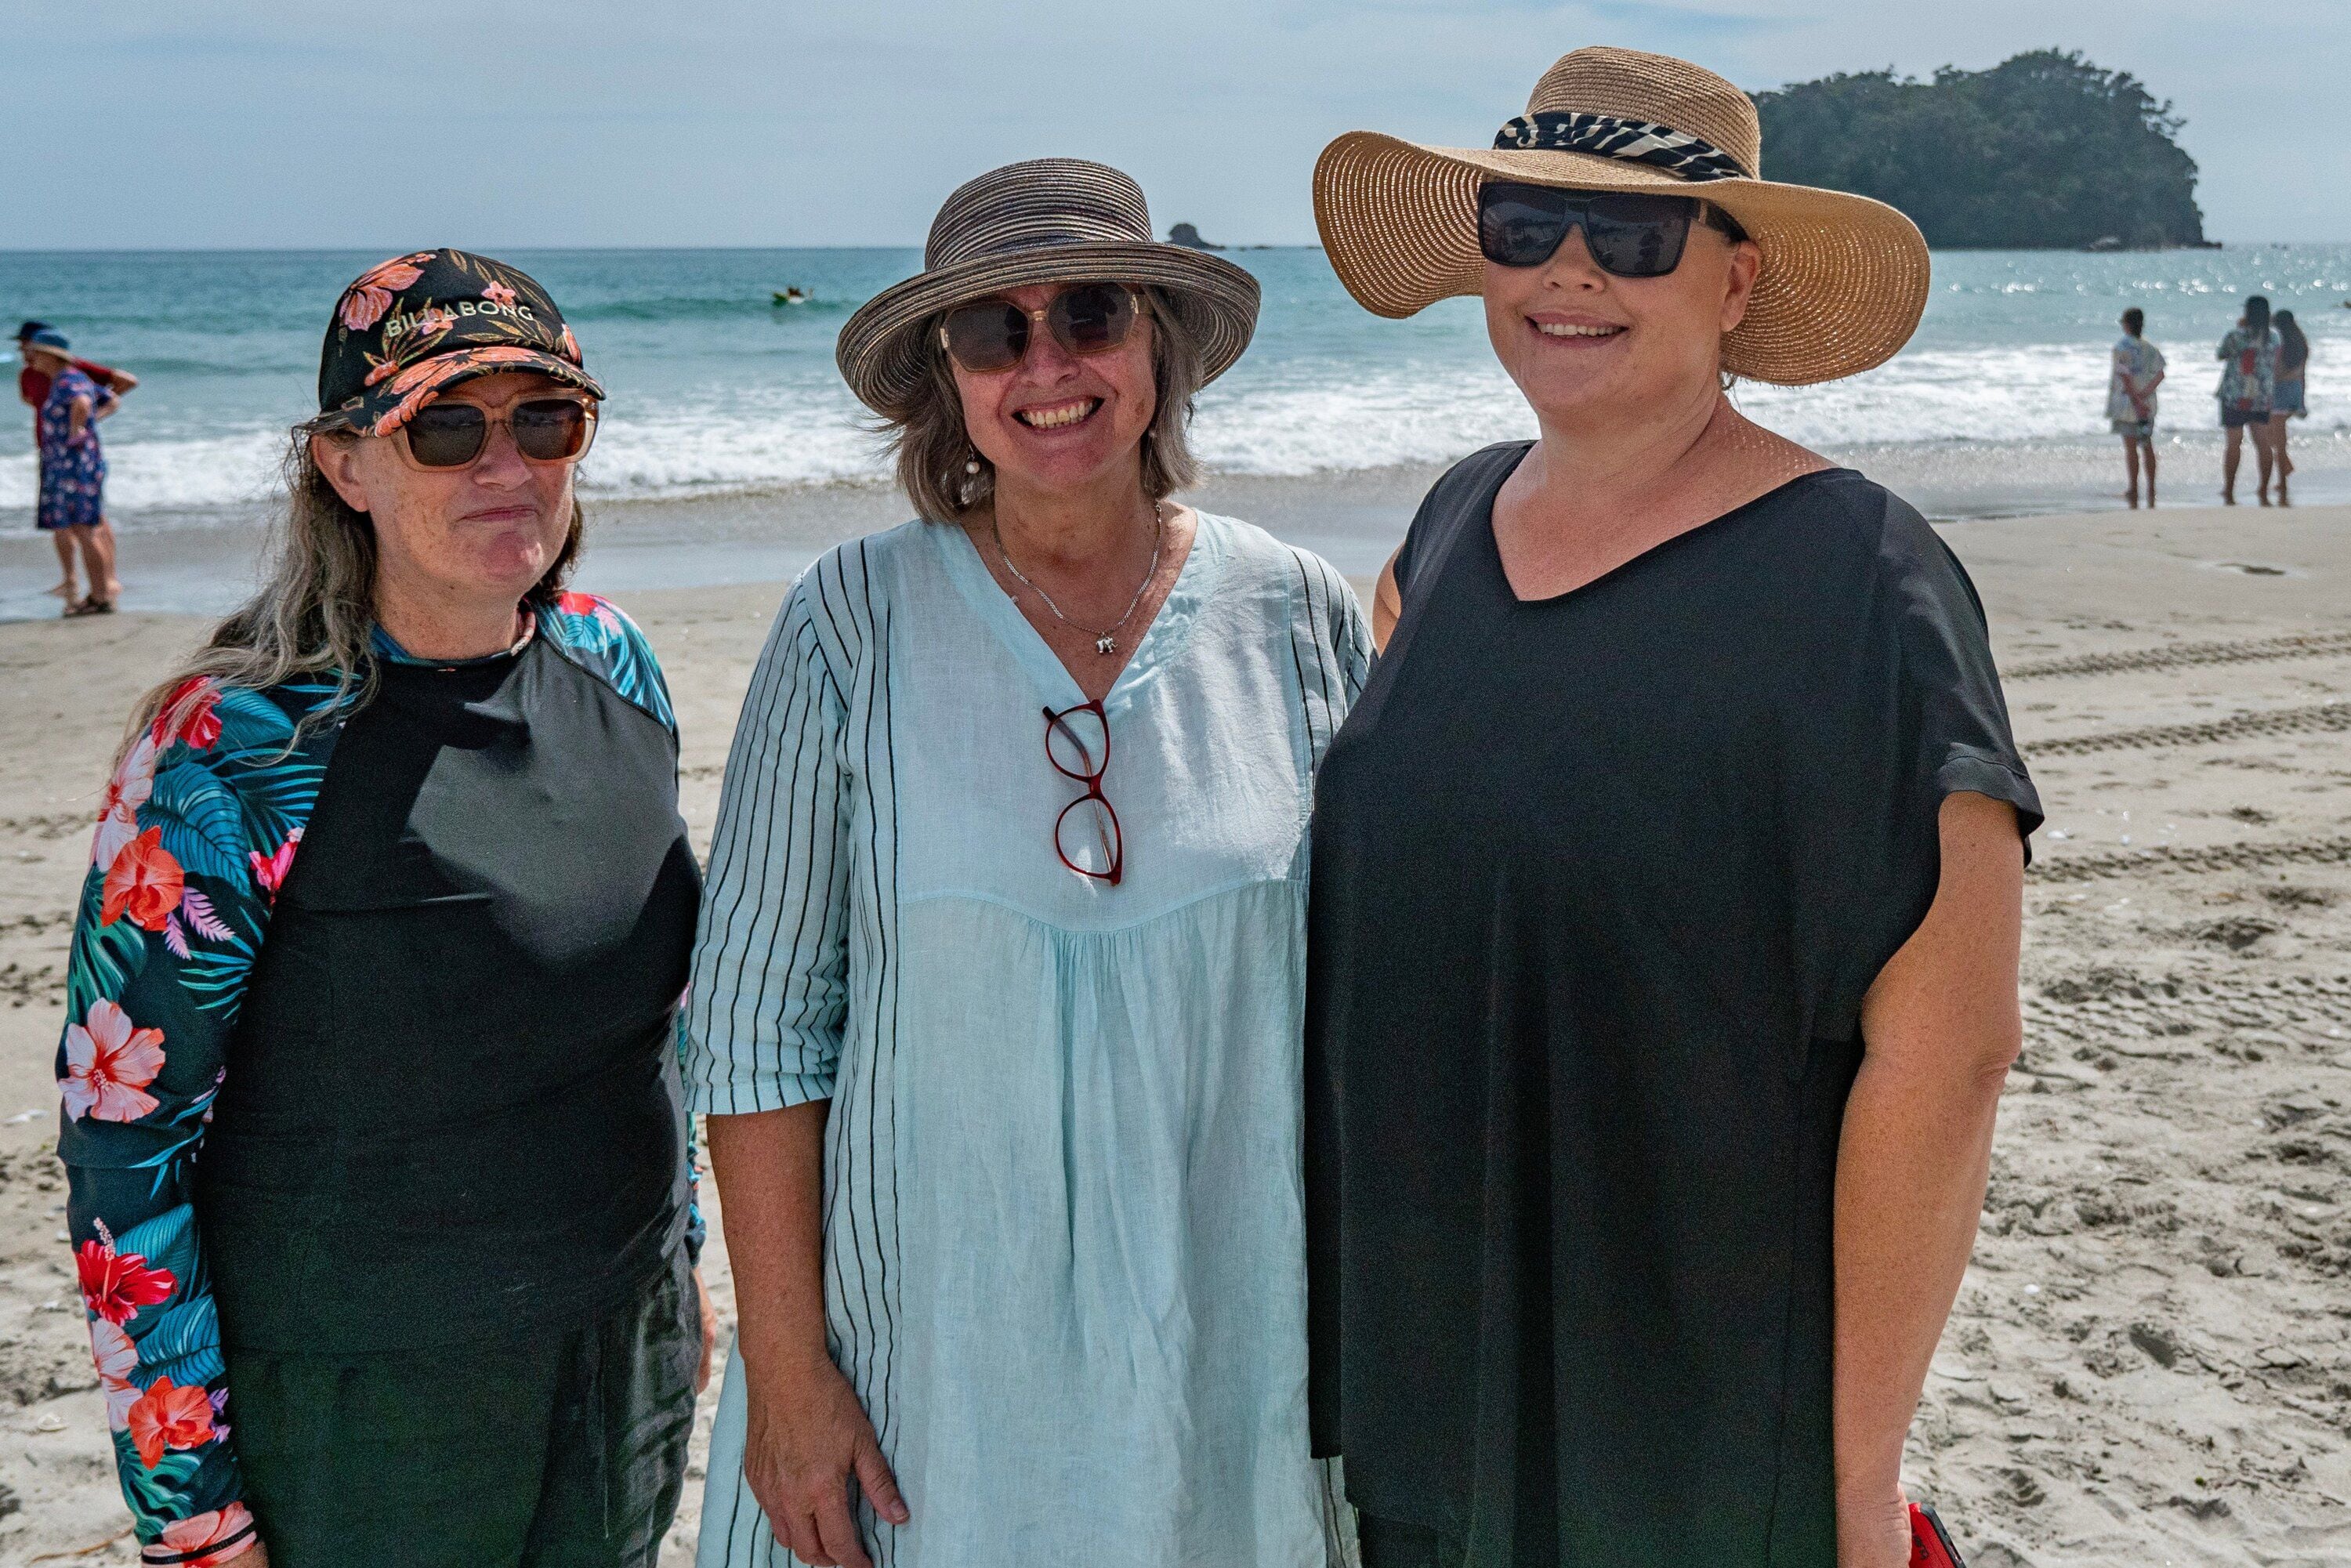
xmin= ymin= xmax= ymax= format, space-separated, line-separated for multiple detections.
xmin=60 ymin=675 xmax=342 ymax=1564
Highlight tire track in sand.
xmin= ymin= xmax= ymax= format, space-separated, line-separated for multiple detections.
xmin=2005 ymin=629 xmax=2351 ymax=682
xmin=2032 ymin=701 xmax=2351 ymax=757
xmin=2033 ymin=835 xmax=2351 ymax=884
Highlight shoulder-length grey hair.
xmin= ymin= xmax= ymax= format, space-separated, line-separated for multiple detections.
xmin=875 ymin=284 xmax=1205 ymax=523
xmin=119 ymin=429 xmax=581 ymax=759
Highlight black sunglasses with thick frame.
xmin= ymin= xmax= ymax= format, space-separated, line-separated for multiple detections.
xmin=1476 ymin=182 xmax=1748 ymax=278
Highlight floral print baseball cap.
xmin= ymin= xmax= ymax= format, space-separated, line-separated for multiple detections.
xmin=310 ymin=248 xmax=603 ymax=437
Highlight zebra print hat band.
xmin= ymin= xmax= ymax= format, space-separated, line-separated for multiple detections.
xmin=1492 ymin=111 xmax=1749 ymax=183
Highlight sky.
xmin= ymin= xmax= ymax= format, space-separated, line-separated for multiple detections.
xmin=3 ymin=1 xmax=2344 ymax=251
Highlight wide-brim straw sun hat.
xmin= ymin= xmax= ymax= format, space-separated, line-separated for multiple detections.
xmin=1314 ymin=45 xmax=1929 ymax=386
xmin=837 ymin=158 xmax=1262 ymax=412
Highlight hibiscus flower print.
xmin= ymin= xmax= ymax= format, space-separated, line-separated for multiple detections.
xmin=338 ymin=252 xmax=433 ymax=332
xmin=557 ymin=591 xmax=623 ymax=634
xmin=484 ymin=281 xmax=518 ymax=308
xmin=92 ymin=733 xmax=157 ymax=872
xmin=77 ymin=1236 xmax=176 ymax=1325
xmin=249 ymin=826 xmax=302 ymax=904
xmin=126 ymin=1375 xmax=216 ymax=1468
xmin=101 ymin=827 xmax=184 ymax=931
xmin=62 ymin=999 xmax=165 ymax=1124
xmin=88 ymin=1317 xmax=139 ymax=1431
xmin=149 ymin=678 xmax=223 ymax=752
xmin=156 ymin=1503 xmax=257 ymax=1568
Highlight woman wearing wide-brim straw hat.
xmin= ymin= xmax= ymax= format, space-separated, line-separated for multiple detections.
xmin=1302 ymin=46 xmax=2041 ymax=1568
xmin=686 ymin=158 xmax=1367 ymax=1568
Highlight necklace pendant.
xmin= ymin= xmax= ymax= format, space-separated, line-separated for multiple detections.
xmin=1096 ymin=634 xmax=1118 ymax=656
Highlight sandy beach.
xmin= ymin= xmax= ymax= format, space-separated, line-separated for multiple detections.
xmin=2 ymin=500 xmax=2349 ymax=1565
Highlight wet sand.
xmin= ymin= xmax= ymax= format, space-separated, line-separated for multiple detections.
xmin=1 ymin=503 xmax=2349 ymax=1563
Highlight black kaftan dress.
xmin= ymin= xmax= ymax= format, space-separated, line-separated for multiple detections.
xmin=1305 ymin=444 xmax=2040 ymax=1566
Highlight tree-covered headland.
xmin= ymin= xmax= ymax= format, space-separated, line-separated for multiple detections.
xmin=1754 ymin=50 xmax=2208 ymax=249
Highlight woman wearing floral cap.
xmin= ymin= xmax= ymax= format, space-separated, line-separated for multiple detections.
xmin=58 ymin=249 xmax=713 ymax=1566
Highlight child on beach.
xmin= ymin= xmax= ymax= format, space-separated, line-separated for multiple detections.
xmin=16 ymin=320 xmax=133 ymax=607
xmin=2109 ymin=307 xmax=2165 ymax=507
xmin=23 ymin=329 xmax=118 ymax=614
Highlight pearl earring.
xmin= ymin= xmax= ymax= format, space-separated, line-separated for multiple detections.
xmin=965 ymin=457 xmax=982 ymax=476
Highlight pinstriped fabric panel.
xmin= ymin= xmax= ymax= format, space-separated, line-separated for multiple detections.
xmin=683 ymin=573 xmax=852 ymax=1115
xmin=692 ymin=541 xmax=903 ymax=1568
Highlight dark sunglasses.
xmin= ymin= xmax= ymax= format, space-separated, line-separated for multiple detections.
xmin=939 ymin=283 xmax=1144 ymax=375
xmin=1043 ymin=698 xmax=1123 ymax=885
xmin=399 ymin=397 xmax=598 ymax=470
xmin=1477 ymin=183 xmax=1734 ymax=277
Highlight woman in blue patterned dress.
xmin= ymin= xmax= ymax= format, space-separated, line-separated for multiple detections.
xmin=58 ymin=251 xmax=714 ymax=1568
xmin=686 ymin=161 xmax=1367 ymax=1568
xmin=25 ymin=327 xmax=118 ymax=614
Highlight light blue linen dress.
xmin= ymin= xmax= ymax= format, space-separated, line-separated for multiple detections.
xmin=685 ymin=512 xmax=1369 ymax=1568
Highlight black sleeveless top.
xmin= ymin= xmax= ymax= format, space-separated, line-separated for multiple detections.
xmin=198 ymin=635 xmax=704 ymax=1356
xmin=1304 ymin=446 xmax=2039 ymax=1565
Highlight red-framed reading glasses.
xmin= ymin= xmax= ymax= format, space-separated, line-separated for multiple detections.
xmin=1043 ymin=698 xmax=1123 ymax=885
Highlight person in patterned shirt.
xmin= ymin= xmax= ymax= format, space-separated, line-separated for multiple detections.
xmin=58 ymin=252 xmax=713 ymax=1567
xmin=2216 ymin=294 xmax=2280 ymax=505
xmin=2106 ymin=308 xmax=2166 ymax=508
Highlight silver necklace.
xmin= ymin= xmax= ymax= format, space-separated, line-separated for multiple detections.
xmin=991 ymin=500 xmax=1166 ymax=657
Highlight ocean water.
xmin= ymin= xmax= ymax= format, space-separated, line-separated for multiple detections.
xmin=2 ymin=244 xmax=2347 ymax=532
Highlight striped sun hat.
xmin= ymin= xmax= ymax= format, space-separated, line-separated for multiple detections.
xmin=835 ymin=158 xmax=1262 ymax=412
xmin=1314 ymin=46 xmax=1931 ymax=386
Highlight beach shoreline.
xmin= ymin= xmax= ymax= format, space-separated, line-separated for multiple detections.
xmin=7 ymin=430 xmax=2351 ymax=625
xmin=2 ymin=504 xmax=2349 ymax=1563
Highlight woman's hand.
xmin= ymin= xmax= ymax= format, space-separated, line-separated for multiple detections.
xmin=694 ymin=1269 xmax=719 ymax=1393
xmin=741 ymin=1355 xmax=908 ymax=1568
xmin=1837 ymin=1485 xmax=1911 ymax=1568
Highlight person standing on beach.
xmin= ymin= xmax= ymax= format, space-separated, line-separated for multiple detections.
xmin=23 ymin=328 xmax=120 ymax=614
xmin=1306 ymin=48 xmax=2038 ymax=1568
xmin=57 ymin=250 xmax=715 ymax=1566
xmin=2217 ymin=294 xmax=2279 ymax=505
xmin=2270 ymin=310 xmax=2309 ymax=505
xmin=2109 ymin=308 xmax=2164 ymax=507
xmin=686 ymin=160 xmax=1364 ymax=1568
xmin=19 ymin=320 xmax=136 ymax=608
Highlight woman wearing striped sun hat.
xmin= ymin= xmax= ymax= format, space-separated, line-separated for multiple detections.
xmin=1302 ymin=46 xmax=2041 ymax=1568
xmin=684 ymin=158 xmax=1366 ymax=1568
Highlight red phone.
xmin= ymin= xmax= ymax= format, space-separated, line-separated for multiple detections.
xmin=1909 ymin=1502 xmax=1967 ymax=1568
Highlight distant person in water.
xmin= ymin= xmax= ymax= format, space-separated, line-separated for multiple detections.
xmin=22 ymin=329 xmax=119 ymax=616
xmin=2108 ymin=307 xmax=2164 ymax=507
xmin=18 ymin=321 xmax=136 ymax=610
xmin=2270 ymin=310 xmax=2309 ymax=505
xmin=2216 ymin=295 xmax=2278 ymax=505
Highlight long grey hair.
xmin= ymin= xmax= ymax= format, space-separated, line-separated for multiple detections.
xmin=120 ymin=429 xmax=581 ymax=760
